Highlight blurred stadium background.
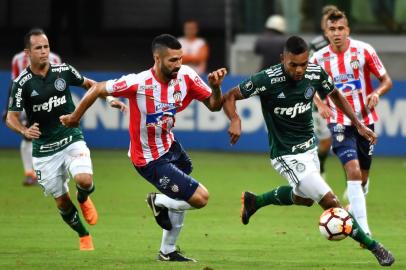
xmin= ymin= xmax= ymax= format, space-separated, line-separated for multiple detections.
xmin=0 ymin=0 xmax=405 ymax=155
xmin=0 ymin=1 xmax=405 ymax=269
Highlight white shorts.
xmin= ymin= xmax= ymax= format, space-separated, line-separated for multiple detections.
xmin=271 ymin=148 xmax=332 ymax=202
xmin=32 ymin=141 xmax=93 ymax=198
xmin=312 ymin=111 xmax=331 ymax=140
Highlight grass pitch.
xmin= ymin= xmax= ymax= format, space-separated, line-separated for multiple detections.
xmin=0 ymin=149 xmax=405 ymax=270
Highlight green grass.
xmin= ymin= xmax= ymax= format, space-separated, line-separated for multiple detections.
xmin=0 ymin=149 xmax=405 ymax=270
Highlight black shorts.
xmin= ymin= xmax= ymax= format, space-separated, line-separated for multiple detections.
xmin=134 ymin=140 xmax=199 ymax=201
xmin=328 ymin=123 xmax=374 ymax=170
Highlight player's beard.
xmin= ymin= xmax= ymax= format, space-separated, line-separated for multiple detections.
xmin=162 ymin=65 xmax=180 ymax=80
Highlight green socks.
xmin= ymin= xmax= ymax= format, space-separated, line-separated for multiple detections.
xmin=349 ymin=213 xmax=377 ymax=250
xmin=77 ymin=183 xmax=95 ymax=204
xmin=59 ymin=205 xmax=89 ymax=237
xmin=255 ymin=186 xmax=294 ymax=209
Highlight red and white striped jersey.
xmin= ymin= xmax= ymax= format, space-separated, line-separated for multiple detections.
xmin=106 ymin=65 xmax=212 ymax=166
xmin=310 ymin=39 xmax=386 ymax=125
xmin=11 ymin=51 xmax=62 ymax=79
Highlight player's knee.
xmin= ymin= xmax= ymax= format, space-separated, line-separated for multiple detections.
xmin=191 ymin=189 xmax=209 ymax=209
xmin=74 ymin=173 xmax=93 ymax=189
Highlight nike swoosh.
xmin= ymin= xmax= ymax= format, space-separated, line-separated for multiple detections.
xmin=159 ymin=254 xmax=170 ymax=261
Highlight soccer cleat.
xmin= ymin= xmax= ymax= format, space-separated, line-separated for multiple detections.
xmin=371 ymin=243 xmax=395 ymax=266
xmin=240 ymin=191 xmax=257 ymax=225
xmin=157 ymin=250 xmax=197 ymax=262
xmin=79 ymin=235 xmax=94 ymax=251
xmin=146 ymin=192 xmax=172 ymax=231
xmin=79 ymin=195 xmax=98 ymax=225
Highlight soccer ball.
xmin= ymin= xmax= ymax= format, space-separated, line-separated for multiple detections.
xmin=319 ymin=207 xmax=353 ymax=241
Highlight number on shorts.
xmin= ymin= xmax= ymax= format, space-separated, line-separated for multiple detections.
xmin=35 ymin=170 xmax=41 ymax=180
xmin=368 ymin=145 xmax=374 ymax=156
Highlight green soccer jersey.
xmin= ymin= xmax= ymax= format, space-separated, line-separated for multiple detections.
xmin=8 ymin=63 xmax=85 ymax=157
xmin=239 ymin=63 xmax=335 ymax=158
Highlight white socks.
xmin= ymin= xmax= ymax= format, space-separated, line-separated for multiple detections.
xmin=155 ymin=193 xmax=194 ymax=211
xmin=20 ymin=140 xmax=33 ymax=173
xmin=160 ymin=210 xmax=185 ymax=254
xmin=347 ymin=180 xmax=371 ymax=234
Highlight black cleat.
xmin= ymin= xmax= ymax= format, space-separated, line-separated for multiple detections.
xmin=241 ymin=191 xmax=257 ymax=225
xmin=146 ymin=192 xmax=172 ymax=231
xmin=157 ymin=250 xmax=197 ymax=262
xmin=371 ymin=243 xmax=395 ymax=266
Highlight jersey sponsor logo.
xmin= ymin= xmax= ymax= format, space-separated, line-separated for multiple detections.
xmin=168 ymin=78 xmax=183 ymax=87
xmin=39 ymin=135 xmax=73 ymax=153
xmin=194 ymin=75 xmax=206 ymax=88
xmin=334 ymin=74 xmax=354 ymax=83
xmin=146 ymin=108 xmax=177 ymax=129
xmin=32 ymin=95 xmax=67 ymax=112
xmin=30 ymin=90 xmax=39 ymax=97
xmin=304 ymin=73 xmax=320 ymax=80
xmin=304 ymin=86 xmax=315 ymax=99
xmin=271 ymin=76 xmax=286 ymax=84
xmin=51 ymin=66 xmax=69 ymax=72
xmin=291 ymin=137 xmax=315 ymax=152
xmin=15 ymin=88 xmax=23 ymax=108
xmin=155 ymin=102 xmax=177 ymax=112
xmin=69 ymin=65 xmax=82 ymax=80
xmin=19 ymin=73 xmax=32 ymax=86
xmin=113 ymin=80 xmax=128 ymax=91
xmin=319 ymin=55 xmax=334 ymax=63
xmin=335 ymin=80 xmax=362 ymax=94
xmin=274 ymin=102 xmax=312 ymax=118
xmin=54 ymin=78 xmax=66 ymax=91
xmin=139 ymin=85 xmax=158 ymax=91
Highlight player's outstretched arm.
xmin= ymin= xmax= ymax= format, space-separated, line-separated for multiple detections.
xmin=328 ymin=89 xmax=377 ymax=144
xmin=60 ymin=81 xmax=109 ymax=127
xmin=204 ymin=68 xmax=227 ymax=112
xmin=82 ymin=77 xmax=127 ymax=112
xmin=223 ymin=86 xmax=244 ymax=145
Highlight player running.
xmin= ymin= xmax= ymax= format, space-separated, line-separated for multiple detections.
xmin=223 ymin=36 xmax=394 ymax=266
xmin=310 ymin=10 xmax=393 ymax=238
xmin=6 ymin=28 xmax=127 ymax=251
xmin=7 ymin=48 xmax=61 ymax=185
xmin=60 ymin=34 xmax=226 ymax=262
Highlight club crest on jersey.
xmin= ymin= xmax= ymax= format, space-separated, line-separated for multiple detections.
xmin=173 ymin=90 xmax=182 ymax=107
xmin=296 ymin=163 xmax=306 ymax=173
xmin=350 ymin=60 xmax=360 ymax=70
xmin=54 ymin=78 xmax=66 ymax=91
xmin=304 ymin=86 xmax=315 ymax=99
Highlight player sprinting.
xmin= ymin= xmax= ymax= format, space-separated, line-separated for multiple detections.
xmin=223 ymin=36 xmax=394 ymax=266
xmin=60 ymin=34 xmax=226 ymax=262
xmin=7 ymin=49 xmax=62 ymax=185
xmin=310 ymin=10 xmax=393 ymax=238
xmin=6 ymin=28 xmax=127 ymax=251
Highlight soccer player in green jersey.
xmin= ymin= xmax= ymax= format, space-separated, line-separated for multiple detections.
xmin=222 ymin=36 xmax=394 ymax=266
xmin=6 ymin=28 xmax=127 ymax=251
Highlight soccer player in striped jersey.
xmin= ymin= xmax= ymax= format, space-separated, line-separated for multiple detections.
xmin=60 ymin=34 xmax=227 ymax=262
xmin=223 ymin=36 xmax=394 ymax=266
xmin=9 ymin=48 xmax=61 ymax=185
xmin=310 ymin=10 xmax=393 ymax=238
